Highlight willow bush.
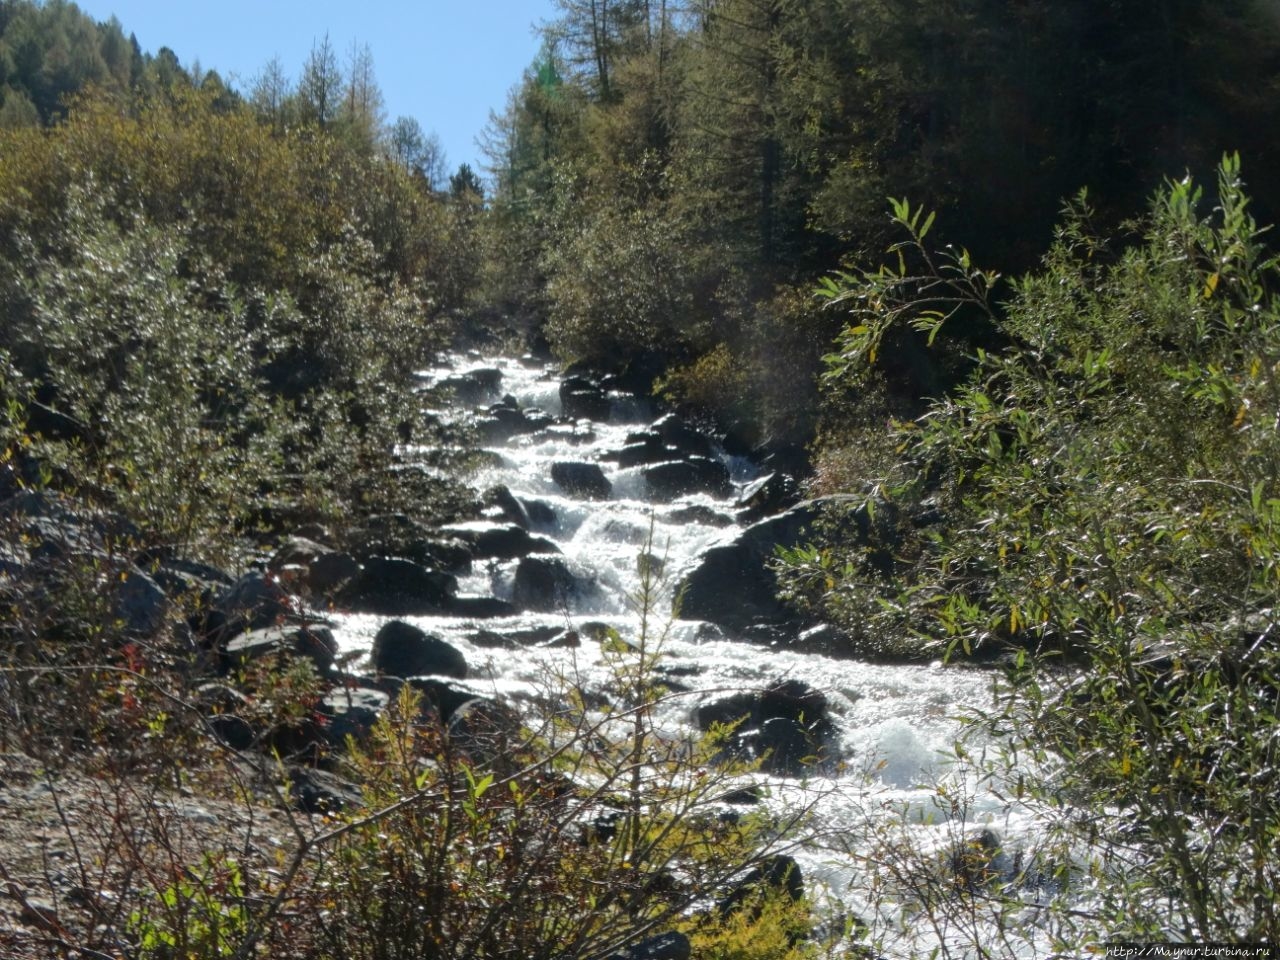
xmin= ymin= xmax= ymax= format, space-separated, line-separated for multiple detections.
xmin=785 ymin=155 xmax=1280 ymax=940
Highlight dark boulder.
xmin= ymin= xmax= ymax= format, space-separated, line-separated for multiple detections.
xmin=734 ymin=471 xmax=800 ymax=524
xmin=371 ymin=620 xmax=468 ymax=680
xmin=513 ymin=555 xmax=582 ymax=612
xmin=483 ymin=486 xmax=561 ymax=532
xmin=288 ymin=766 xmax=364 ymax=814
xmin=650 ymin=413 xmax=714 ymax=459
xmin=447 ymin=697 xmax=523 ymax=769
xmin=717 ymin=855 xmax=805 ymax=921
xmin=440 ymin=521 xmax=561 ymax=560
xmin=613 ymin=436 xmax=675 ymax=468
xmin=319 ymin=684 xmax=391 ymax=747
xmin=337 ymin=557 xmax=456 ymax=616
xmin=214 ymin=571 xmax=297 ymax=641
xmin=604 ymin=932 xmax=691 ymax=960
xmin=560 ymin=376 xmax=611 ymax=421
xmin=696 ymin=679 xmax=838 ymax=777
xmin=437 ymin=367 xmax=503 ymax=404
xmin=114 ymin=567 xmax=169 ymax=637
xmin=306 ymin=552 xmax=362 ymax=595
xmin=406 ymin=677 xmax=481 ymax=724
xmin=677 ymin=501 xmax=829 ymax=632
xmin=447 ymin=595 xmax=519 ymax=618
xmin=642 ymin=458 xmax=731 ymax=501
xmin=223 ymin=622 xmax=339 ymax=674
xmin=268 ymin=536 xmax=333 ymax=571
xmin=475 ymin=404 xmax=555 ymax=444
xmin=551 ymin=461 xmax=612 ymax=500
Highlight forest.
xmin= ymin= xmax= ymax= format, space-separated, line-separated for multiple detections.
xmin=2 ymin=0 xmax=1280 ymax=956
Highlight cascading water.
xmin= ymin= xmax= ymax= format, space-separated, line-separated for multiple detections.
xmin=331 ymin=352 xmax=1071 ymax=958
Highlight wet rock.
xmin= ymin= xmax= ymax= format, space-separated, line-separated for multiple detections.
xmin=607 ymin=432 xmax=671 ymax=468
xmin=319 ymin=684 xmax=391 ymax=747
xmin=677 ymin=501 xmax=825 ymax=632
xmin=717 ymin=856 xmax=805 ymax=921
xmin=440 ymin=521 xmax=561 ymax=560
xmin=447 ymin=595 xmax=519 ymax=618
xmin=513 ymin=555 xmax=581 ymax=612
xmin=223 ymin=623 xmax=339 ymax=673
xmin=666 ymin=504 xmax=735 ymax=528
xmin=475 ymin=404 xmax=555 ymax=443
xmin=642 ymin=458 xmax=731 ymax=501
xmin=949 ymin=828 xmax=1014 ymax=892
xmin=447 ymin=697 xmax=523 ymax=768
xmin=214 ymin=571 xmax=297 ymax=640
xmin=551 ymin=461 xmax=612 ymax=500
xmin=371 ymin=619 xmax=468 ymax=679
xmin=560 ymin=376 xmax=611 ymax=421
xmin=603 ymin=930 xmax=691 ymax=960
xmin=793 ymin=622 xmax=851 ymax=656
xmin=650 ymin=413 xmax=714 ymax=459
xmin=469 ymin=625 xmax=563 ymax=649
xmin=337 ymin=557 xmax=456 ymax=616
xmin=734 ymin=471 xmax=800 ymax=523
xmin=306 ymin=551 xmax=362 ymax=595
xmin=438 ymin=367 xmax=503 ymax=404
xmin=679 ymin=495 xmax=901 ymax=637
xmin=696 ymin=679 xmax=838 ymax=777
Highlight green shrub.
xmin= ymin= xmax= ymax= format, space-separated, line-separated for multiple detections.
xmin=790 ymin=155 xmax=1280 ymax=939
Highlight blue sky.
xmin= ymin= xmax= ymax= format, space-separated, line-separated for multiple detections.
xmin=72 ymin=1 xmax=557 ymax=176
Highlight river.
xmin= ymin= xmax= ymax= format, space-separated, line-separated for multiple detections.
xmin=331 ymin=351 xmax=1077 ymax=958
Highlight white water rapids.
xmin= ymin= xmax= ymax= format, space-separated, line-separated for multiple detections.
xmin=330 ymin=352 xmax=1084 ymax=958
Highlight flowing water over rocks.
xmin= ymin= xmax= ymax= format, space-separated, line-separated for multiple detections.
xmin=328 ymin=352 xmax=1063 ymax=957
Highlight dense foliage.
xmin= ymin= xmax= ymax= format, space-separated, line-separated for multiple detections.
xmin=481 ymin=0 xmax=1280 ymax=447
xmin=784 ymin=156 xmax=1280 ymax=939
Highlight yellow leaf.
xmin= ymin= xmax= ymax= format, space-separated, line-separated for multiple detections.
xmin=1120 ymin=755 xmax=1131 ymax=776
xmin=1203 ymin=272 xmax=1219 ymax=298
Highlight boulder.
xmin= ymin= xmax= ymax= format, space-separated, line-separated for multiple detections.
xmin=267 ymin=536 xmax=333 ymax=571
xmin=717 ymin=855 xmax=805 ymax=921
xmin=642 ymin=458 xmax=731 ymax=501
xmin=319 ymin=684 xmax=391 ymax=747
xmin=560 ymin=376 xmax=611 ymax=421
xmin=696 ymin=679 xmax=838 ymax=777
xmin=677 ymin=501 xmax=825 ymax=632
xmin=114 ymin=567 xmax=170 ymax=637
xmin=440 ymin=521 xmax=560 ymax=560
xmin=406 ymin=677 xmax=481 ymax=724
xmin=371 ymin=619 xmax=468 ymax=679
xmin=512 ymin=555 xmax=581 ymax=612
xmin=337 ymin=557 xmax=456 ymax=616
xmin=734 ymin=471 xmax=800 ymax=524
xmin=437 ymin=367 xmax=503 ymax=404
xmin=214 ymin=571 xmax=297 ymax=640
xmin=447 ymin=595 xmax=519 ymax=618
xmin=288 ymin=766 xmax=364 ymax=814
xmin=604 ymin=932 xmax=691 ymax=960
xmin=551 ymin=461 xmax=612 ymax=500
xmin=223 ymin=623 xmax=339 ymax=673
xmin=305 ymin=552 xmax=362 ymax=595
xmin=447 ymin=697 xmax=523 ymax=769
xmin=650 ymin=413 xmax=714 ymax=459
xmin=474 ymin=404 xmax=555 ymax=444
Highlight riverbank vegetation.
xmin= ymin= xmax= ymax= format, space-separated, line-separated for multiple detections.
xmin=2 ymin=0 xmax=1280 ymax=953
